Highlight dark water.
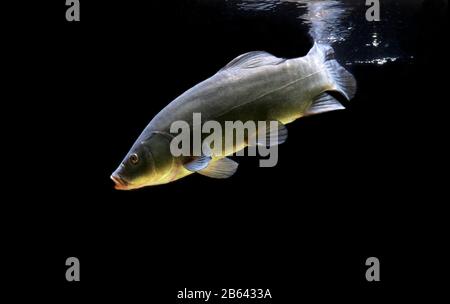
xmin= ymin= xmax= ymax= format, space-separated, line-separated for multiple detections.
xmin=226 ymin=0 xmax=424 ymax=64
xmin=5 ymin=0 xmax=448 ymax=301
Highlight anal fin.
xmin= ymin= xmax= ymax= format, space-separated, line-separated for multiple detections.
xmin=305 ymin=92 xmax=345 ymax=116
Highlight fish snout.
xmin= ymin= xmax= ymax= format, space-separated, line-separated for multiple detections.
xmin=110 ymin=172 xmax=129 ymax=190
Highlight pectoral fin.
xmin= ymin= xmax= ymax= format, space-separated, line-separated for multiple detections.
xmin=183 ymin=155 xmax=212 ymax=172
xmin=305 ymin=92 xmax=345 ymax=116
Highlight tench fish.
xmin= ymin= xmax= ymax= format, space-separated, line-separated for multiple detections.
xmin=111 ymin=43 xmax=356 ymax=189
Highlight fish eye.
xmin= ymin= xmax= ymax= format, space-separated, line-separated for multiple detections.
xmin=129 ymin=153 xmax=139 ymax=165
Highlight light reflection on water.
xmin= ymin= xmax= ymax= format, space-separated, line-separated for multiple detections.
xmin=292 ymin=0 xmax=353 ymax=45
xmin=227 ymin=0 xmax=421 ymax=65
xmin=236 ymin=0 xmax=281 ymax=11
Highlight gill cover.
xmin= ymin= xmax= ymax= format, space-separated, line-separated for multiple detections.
xmin=143 ymin=132 xmax=175 ymax=180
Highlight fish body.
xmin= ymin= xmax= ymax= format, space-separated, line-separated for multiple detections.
xmin=111 ymin=43 xmax=356 ymax=189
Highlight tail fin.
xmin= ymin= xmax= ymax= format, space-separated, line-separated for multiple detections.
xmin=307 ymin=43 xmax=357 ymax=100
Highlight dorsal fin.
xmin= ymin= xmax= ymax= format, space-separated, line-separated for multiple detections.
xmin=220 ymin=51 xmax=285 ymax=71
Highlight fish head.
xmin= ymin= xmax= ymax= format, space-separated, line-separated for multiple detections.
xmin=111 ymin=132 xmax=175 ymax=190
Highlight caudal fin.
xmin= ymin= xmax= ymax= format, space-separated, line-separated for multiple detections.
xmin=307 ymin=42 xmax=357 ymax=101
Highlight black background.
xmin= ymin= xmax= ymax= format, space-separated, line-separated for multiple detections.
xmin=5 ymin=0 xmax=448 ymax=302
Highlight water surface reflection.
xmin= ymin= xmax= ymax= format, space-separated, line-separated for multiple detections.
xmin=227 ymin=0 xmax=422 ymax=65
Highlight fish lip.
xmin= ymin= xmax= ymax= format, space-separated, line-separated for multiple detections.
xmin=110 ymin=173 xmax=129 ymax=190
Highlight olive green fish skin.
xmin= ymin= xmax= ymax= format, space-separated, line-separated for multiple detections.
xmin=149 ymin=54 xmax=328 ymax=130
xmin=111 ymin=43 xmax=355 ymax=189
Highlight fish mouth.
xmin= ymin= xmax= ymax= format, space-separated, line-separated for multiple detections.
xmin=110 ymin=173 xmax=129 ymax=190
